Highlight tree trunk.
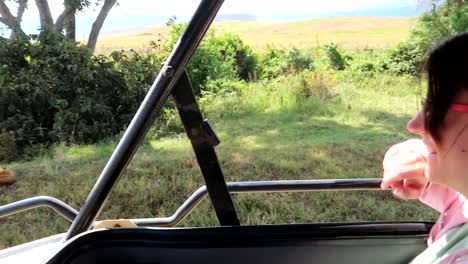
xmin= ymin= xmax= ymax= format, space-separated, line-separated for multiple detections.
xmin=65 ymin=14 xmax=75 ymax=42
xmin=451 ymin=0 xmax=465 ymax=7
xmin=86 ymin=0 xmax=116 ymax=52
xmin=35 ymin=0 xmax=53 ymax=29
xmin=0 ymin=0 xmax=27 ymax=40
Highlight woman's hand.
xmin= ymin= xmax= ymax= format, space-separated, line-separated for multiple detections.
xmin=381 ymin=139 xmax=429 ymax=200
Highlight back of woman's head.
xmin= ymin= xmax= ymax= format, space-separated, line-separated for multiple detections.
xmin=423 ymin=32 xmax=468 ymax=141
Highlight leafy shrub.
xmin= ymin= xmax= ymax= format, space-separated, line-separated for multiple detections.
xmin=258 ymin=47 xmax=314 ymax=79
xmin=109 ymin=48 xmax=165 ymax=121
xmin=356 ymin=62 xmax=375 ymax=72
xmin=284 ymin=47 xmax=314 ymax=73
xmin=257 ymin=46 xmax=286 ymax=79
xmin=386 ymin=41 xmax=426 ymax=76
xmin=200 ymin=70 xmax=337 ymax=119
xmin=324 ymin=43 xmax=347 ymax=71
xmin=0 ymin=132 xmax=17 ymax=162
xmin=166 ymin=24 xmax=257 ymax=93
xmin=388 ymin=2 xmax=468 ymax=76
xmin=0 ymin=32 xmax=149 ymax=158
xmin=291 ymin=70 xmax=337 ymax=101
xmin=411 ymin=2 xmax=468 ymax=49
xmin=0 ymin=38 xmax=57 ymax=150
xmin=48 ymin=53 xmax=133 ymax=143
xmin=203 ymin=78 xmax=247 ymax=94
xmin=411 ymin=11 xmax=452 ymax=53
xmin=345 ymin=48 xmax=389 ymax=74
xmin=450 ymin=5 xmax=468 ymax=33
xmin=150 ymin=106 xmax=184 ymax=138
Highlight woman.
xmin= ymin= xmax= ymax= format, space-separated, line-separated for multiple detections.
xmin=381 ymin=32 xmax=468 ymax=264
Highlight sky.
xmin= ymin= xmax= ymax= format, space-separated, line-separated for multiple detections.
xmin=0 ymin=0 xmax=419 ymax=38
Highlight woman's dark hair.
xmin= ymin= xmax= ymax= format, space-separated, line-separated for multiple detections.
xmin=423 ymin=32 xmax=468 ymax=142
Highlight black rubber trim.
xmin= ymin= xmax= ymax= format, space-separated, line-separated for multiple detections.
xmin=45 ymin=222 xmax=432 ymax=264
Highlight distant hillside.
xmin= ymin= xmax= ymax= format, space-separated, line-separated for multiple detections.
xmin=215 ymin=14 xmax=257 ymax=21
xmin=96 ymin=16 xmax=415 ymax=52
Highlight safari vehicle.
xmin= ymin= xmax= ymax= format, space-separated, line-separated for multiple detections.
xmin=0 ymin=1 xmax=433 ymax=263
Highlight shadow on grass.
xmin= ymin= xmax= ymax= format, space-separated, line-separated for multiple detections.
xmin=0 ymin=104 xmax=434 ymax=249
xmin=208 ymin=106 xmax=414 ymax=181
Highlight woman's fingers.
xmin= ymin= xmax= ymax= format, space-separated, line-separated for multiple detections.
xmin=392 ymin=184 xmax=424 ymax=200
xmin=381 ymin=139 xmax=429 ymax=200
xmin=383 ymin=145 xmax=427 ymax=168
xmin=391 ymin=179 xmax=428 ymax=199
xmin=384 ymin=139 xmax=429 ymax=161
xmin=381 ymin=162 xmax=426 ymax=189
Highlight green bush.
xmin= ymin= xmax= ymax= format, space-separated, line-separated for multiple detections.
xmin=0 ymin=38 xmax=57 ymax=150
xmin=257 ymin=46 xmax=286 ymax=79
xmin=387 ymin=2 xmax=468 ymax=76
xmin=109 ymin=47 xmax=165 ymax=121
xmin=149 ymin=106 xmax=185 ymax=139
xmin=290 ymin=70 xmax=337 ymax=101
xmin=411 ymin=11 xmax=452 ymax=53
xmin=166 ymin=24 xmax=257 ymax=93
xmin=203 ymin=78 xmax=248 ymax=94
xmin=0 ymin=132 xmax=17 ymax=162
xmin=450 ymin=5 xmax=468 ymax=33
xmin=386 ymin=41 xmax=426 ymax=75
xmin=284 ymin=47 xmax=314 ymax=73
xmin=345 ymin=48 xmax=389 ymax=74
xmin=257 ymin=46 xmax=314 ymax=79
xmin=49 ymin=52 xmax=134 ymax=143
xmin=0 ymin=32 xmax=149 ymax=158
xmin=324 ymin=43 xmax=347 ymax=71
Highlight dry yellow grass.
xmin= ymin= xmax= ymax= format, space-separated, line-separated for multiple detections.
xmin=96 ymin=16 xmax=415 ymax=52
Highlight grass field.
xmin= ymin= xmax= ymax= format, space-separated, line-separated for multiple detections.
xmin=0 ymin=70 xmax=437 ymax=248
xmin=95 ymin=16 xmax=415 ymax=52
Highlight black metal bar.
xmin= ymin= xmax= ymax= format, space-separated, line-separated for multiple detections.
xmin=0 ymin=179 xmax=382 ymax=228
xmin=64 ymin=0 xmax=225 ymax=240
xmin=0 ymin=196 xmax=78 ymax=222
xmin=172 ymin=71 xmax=239 ymax=226
xmin=227 ymin=178 xmax=382 ymax=192
xmin=131 ymin=178 xmax=383 ymax=227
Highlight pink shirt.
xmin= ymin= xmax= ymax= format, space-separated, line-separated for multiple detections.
xmin=419 ymin=183 xmax=468 ymax=244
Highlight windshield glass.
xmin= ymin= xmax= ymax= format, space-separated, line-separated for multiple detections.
xmin=0 ymin=0 xmax=446 ymax=248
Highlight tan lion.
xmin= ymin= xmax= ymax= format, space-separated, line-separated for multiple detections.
xmin=0 ymin=166 xmax=16 ymax=185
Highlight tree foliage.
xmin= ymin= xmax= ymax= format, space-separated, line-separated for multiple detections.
xmin=257 ymin=46 xmax=315 ymax=79
xmin=387 ymin=0 xmax=468 ymax=75
xmin=166 ymin=23 xmax=257 ymax=94
xmin=324 ymin=43 xmax=346 ymax=71
xmin=0 ymin=32 xmax=149 ymax=160
xmin=0 ymin=22 xmax=262 ymax=161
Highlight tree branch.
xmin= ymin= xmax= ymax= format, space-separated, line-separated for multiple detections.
xmin=87 ymin=0 xmax=116 ymax=52
xmin=54 ymin=1 xmax=76 ymax=32
xmin=0 ymin=1 xmax=16 ymax=23
xmin=16 ymin=0 xmax=28 ymax=23
xmin=0 ymin=0 xmax=27 ymax=39
xmin=35 ymin=0 xmax=53 ymax=28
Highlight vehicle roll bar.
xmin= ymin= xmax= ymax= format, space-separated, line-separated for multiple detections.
xmin=132 ymin=178 xmax=382 ymax=227
xmin=0 ymin=196 xmax=78 ymax=222
xmin=64 ymin=0 xmax=226 ymax=240
xmin=0 ymin=179 xmax=382 ymax=227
